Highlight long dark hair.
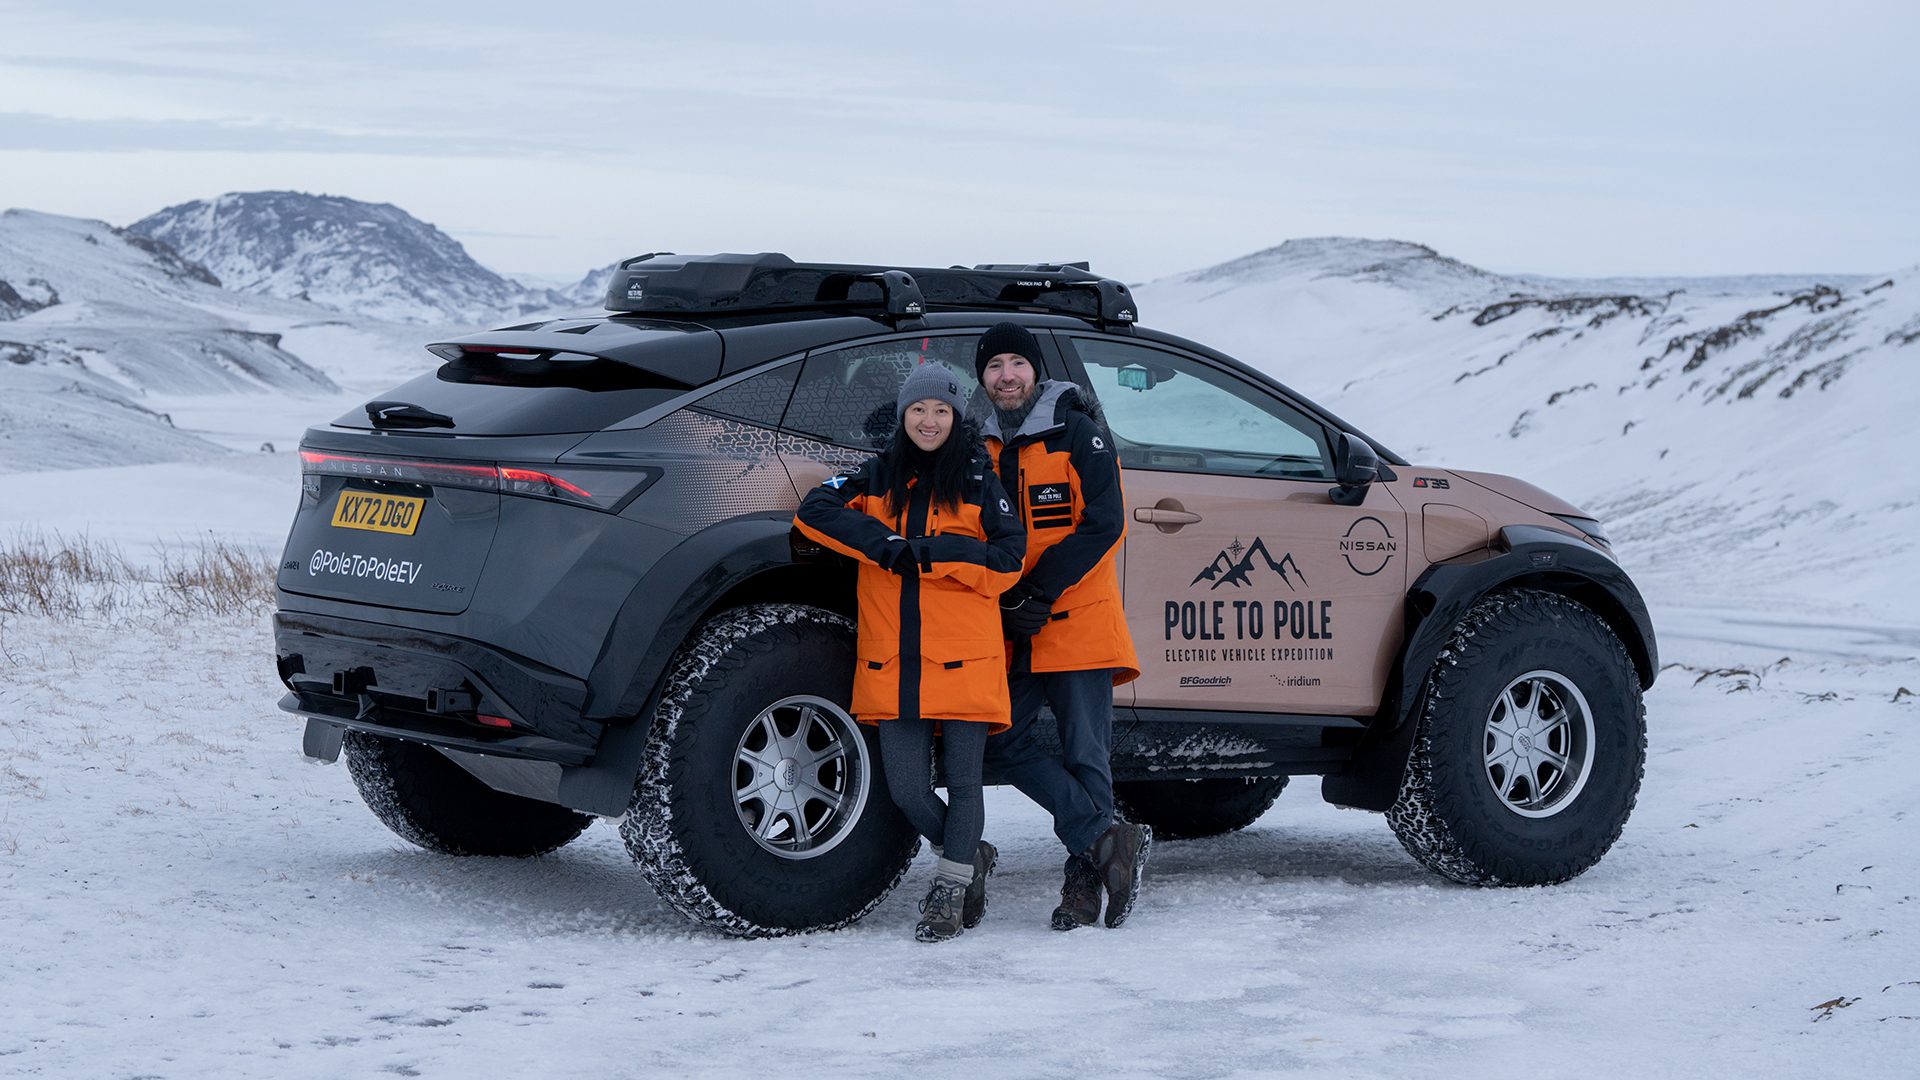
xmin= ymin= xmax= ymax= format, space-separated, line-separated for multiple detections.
xmin=883 ymin=415 xmax=981 ymax=517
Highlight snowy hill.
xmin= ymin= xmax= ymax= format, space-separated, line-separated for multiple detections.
xmin=0 ymin=210 xmax=344 ymax=472
xmin=128 ymin=191 xmax=572 ymax=325
xmin=1135 ymin=238 xmax=1917 ymax=618
xmin=565 ymin=260 xmax=620 ymax=308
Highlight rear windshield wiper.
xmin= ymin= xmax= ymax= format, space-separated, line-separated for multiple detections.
xmin=366 ymin=400 xmax=455 ymax=429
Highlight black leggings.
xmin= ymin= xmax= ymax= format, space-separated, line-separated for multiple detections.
xmin=876 ymin=717 xmax=988 ymax=859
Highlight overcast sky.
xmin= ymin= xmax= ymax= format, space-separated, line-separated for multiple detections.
xmin=3 ymin=1 xmax=1914 ymax=281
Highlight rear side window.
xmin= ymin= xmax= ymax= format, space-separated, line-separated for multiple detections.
xmin=783 ymin=336 xmax=978 ymax=449
xmin=692 ymin=360 xmax=799 ymax=428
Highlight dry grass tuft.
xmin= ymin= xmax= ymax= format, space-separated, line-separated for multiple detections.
xmin=0 ymin=529 xmax=275 ymax=628
xmin=154 ymin=537 xmax=276 ymax=618
xmin=0 ymin=529 xmax=135 ymax=617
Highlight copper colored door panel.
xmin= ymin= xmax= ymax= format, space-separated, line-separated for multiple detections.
xmin=1121 ymin=470 xmax=1406 ymax=715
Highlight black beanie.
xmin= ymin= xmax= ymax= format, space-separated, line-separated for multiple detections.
xmin=974 ymin=322 xmax=1041 ymax=381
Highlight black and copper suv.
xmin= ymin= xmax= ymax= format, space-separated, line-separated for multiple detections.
xmin=275 ymin=253 xmax=1657 ymax=936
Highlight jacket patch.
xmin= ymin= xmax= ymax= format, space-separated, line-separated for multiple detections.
xmin=1029 ymin=483 xmax=1070 ymax=507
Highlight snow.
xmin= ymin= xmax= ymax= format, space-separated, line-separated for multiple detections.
xmin=1 ymin=605 xmax=1914 ymax=1076
xmin=1134 ymin=238 xmax=1920 ymax=623
xmin=2 ymin=232 xmax=1917 ymax=1077
xmin=0 ymin=209 xmax=456 ymax=476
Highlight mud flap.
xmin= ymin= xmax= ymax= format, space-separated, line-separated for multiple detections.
xmin=302 ymin=718 xmax=345 ymax=763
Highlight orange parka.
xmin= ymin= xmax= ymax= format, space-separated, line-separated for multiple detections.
xmin=980 ymin=381 xmax=1140 ymax=684
xmin=794 ymin=450 xmax=1025 ymax=732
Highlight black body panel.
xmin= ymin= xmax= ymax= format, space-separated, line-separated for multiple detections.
xmin=275 ymin=610 xmax=595 ymax=758
xmin=277 ymin=477 xmax=497 ymax=615
xmin=278 ymin=442 xmax=690 ymax=686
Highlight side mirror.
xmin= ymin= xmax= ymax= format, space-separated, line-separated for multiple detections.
xmin=1328 ymin=433 xmax=1378 ymax=506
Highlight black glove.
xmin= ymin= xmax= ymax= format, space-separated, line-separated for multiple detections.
xmin=878 ymin=538 xmax=919 ymax=576
xmin=1000 ymin=582 xmax=1053 ymax=637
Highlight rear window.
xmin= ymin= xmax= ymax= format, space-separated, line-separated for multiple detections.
xmin=332 ymin=356 xmax=690 ymax=436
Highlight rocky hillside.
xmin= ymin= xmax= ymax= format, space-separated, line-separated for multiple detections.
xmin=1136 ymin=239 xmax=1914 ymax=616
xmin=0 ymin=210 xmax=340 ymax=472
xmin=128 ymin=191 xmax=571 ymax=325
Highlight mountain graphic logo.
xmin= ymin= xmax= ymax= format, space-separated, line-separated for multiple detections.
xmin=1189 ymin=537 xmax=1306 ymax=591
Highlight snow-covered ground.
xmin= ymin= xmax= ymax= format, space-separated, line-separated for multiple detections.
xmin=3 ymin=234 xmax=1917 ymax=1077
xmin=1 ymin=601 xmax=1914 ymax=1077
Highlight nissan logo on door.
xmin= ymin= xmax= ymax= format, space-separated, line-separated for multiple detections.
xmin=1340 ymin=517 xmax=1397 ymax=576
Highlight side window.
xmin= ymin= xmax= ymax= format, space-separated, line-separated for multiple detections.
xmin=1068 ymin=337 xmax=1333 ymax=479
xmin=783 ymin=335 xmax=979 ymax=449
xmin=693 ymin=360 xmax=798 ymax=428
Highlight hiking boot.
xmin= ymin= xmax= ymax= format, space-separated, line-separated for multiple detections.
xmin=915 ymin=877 xmax=967 ymax=943
xmin=1049 ymin=853 xmax=1101 ymax=931
xmin=1089 ymin=821 xmax=1152 ymax=928
xmin=962 ymin=842 xmax=997 ymax=930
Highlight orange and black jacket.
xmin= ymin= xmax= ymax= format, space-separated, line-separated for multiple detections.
xmin=793 ymin=451 xmax=1025 ymax=732
xmin=981 ymin=380 xmax=1141 ymax=684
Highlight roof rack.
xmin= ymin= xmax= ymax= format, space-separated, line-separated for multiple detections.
xmin=602 ymin=253 xmax=1138 ymax=329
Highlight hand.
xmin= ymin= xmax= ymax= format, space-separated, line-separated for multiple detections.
xmin=1000 ymin=582 xmax=1053 ymax=637
xmin=879 ymin=539 xmax=919 ymax=576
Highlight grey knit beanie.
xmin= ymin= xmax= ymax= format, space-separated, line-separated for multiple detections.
xmin=896 ymin=364 xmax=968 ymax=423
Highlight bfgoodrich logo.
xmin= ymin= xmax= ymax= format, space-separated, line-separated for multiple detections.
xmin=1179 ymin=675 xmax=1232 ymax=687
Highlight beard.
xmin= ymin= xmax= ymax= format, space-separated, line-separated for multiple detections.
xmin=988 ymin=383 xmax=1034 ymax=409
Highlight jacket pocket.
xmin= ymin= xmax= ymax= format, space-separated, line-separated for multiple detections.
xmin=917 ymin=639 xmax=1010 ymax=725
xmin=852 ymin=639 xmax=899 ymax=719
xmin=1032 ymin=596 xmax=1130 ymax=669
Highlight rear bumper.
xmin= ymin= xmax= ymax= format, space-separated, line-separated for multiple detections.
xmin=274 ymin=609 xmax=601 ymax=764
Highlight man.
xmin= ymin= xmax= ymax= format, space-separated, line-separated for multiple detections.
xmin=971 ymin=321 xmax=1150 ymax=930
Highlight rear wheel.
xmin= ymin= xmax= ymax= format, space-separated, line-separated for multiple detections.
xmin=342 ymin=731 xmax=594 ymax=857
xmin=1387 ymin=589 xmax=1645 ymax=885
xmin=620 ymin=604 xmax=918 ymax=937
xmin=1113 ymin=776 xmax=1289 ymax=840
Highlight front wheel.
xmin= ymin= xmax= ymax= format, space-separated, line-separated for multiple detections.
xmin=1387 ymin=589 xmax=1646 ymax=885
xmin=619 ymin=604 xmax=918 ymax=937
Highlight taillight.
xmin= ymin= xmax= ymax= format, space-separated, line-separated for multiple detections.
xmin=498 ymin=465 xmax=657 ymax=511
xmin=299 ymin=450 xmax=496 ymax=488
xmin=300 ymin=451 xmax=657 ymax=512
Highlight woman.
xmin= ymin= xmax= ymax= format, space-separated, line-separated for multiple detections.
xmin=794 ymin=364 xmax=1025 ymax=942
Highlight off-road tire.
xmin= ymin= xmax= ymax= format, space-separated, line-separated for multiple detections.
xmin=1387 ymin=589 xmax=1645 ymax=885
xmin=619 ymin=604 xmax=918 ymax=937
xmin=342 ymin=731 xmax=594 ymax=857
xmin=1112 ymin=776 xmax=1289 ymax=840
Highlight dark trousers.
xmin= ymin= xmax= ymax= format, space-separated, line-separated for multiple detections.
xmin=983 ymin=667 xmax=1115 ymax=856
xmin=876 ymin=717 xmax=988 ymax=859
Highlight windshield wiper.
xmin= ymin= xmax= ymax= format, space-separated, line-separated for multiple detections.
xmin=366 ymin=400 xmax=455 ymax=429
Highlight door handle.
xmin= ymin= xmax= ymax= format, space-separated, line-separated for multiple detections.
xmin=1134 ymin=507 xmax=1202 ymax=524
xmin=1134 ymin=499 xmax=1203 ymax=533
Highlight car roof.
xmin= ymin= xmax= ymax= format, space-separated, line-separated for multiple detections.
xmin=455 ymin=307 xmax=1406 ymax=465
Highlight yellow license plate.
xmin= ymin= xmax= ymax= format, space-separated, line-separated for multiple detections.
xmin=330 ymin=491 xmax=426 ymax=535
